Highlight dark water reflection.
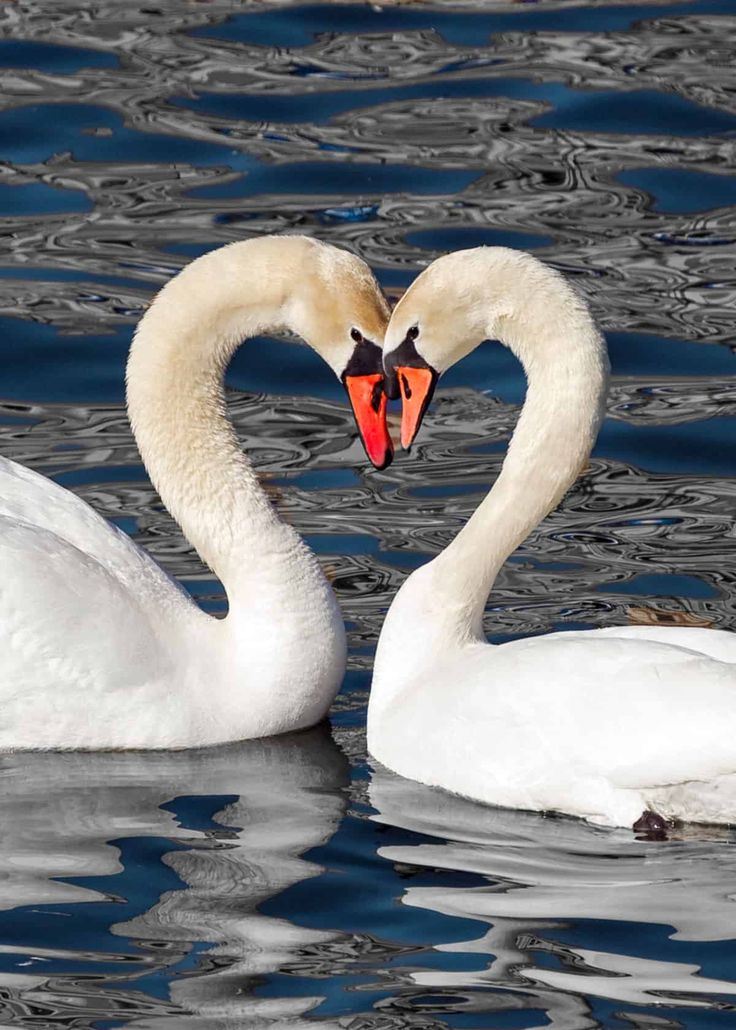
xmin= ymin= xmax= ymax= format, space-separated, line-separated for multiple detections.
xmin=1 ymin=0 xmax=735 ymax=1026
xmin=0 ymin=728 xmax=348 ymax=1027
xmin=370 ymin=772 xmax=736 ymax=1025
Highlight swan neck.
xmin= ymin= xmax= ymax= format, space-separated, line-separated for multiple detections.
xmin=433 ymin=299 xmax=609 ymax=637
xmin=126 ymin=239 xmax=311 ymax=590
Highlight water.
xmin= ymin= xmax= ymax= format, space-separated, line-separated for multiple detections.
xmin=1 ymin=0 xmax=735 ymax=1025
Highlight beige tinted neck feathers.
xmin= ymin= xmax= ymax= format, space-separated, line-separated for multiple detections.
xmin=126 ymin=236 xmax=388 ymax=594
xmin=387 ymin=248 xmax=609 ymax=639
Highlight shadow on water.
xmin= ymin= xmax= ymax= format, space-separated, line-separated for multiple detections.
xmin=0 ymin=0 xmax=735 ymax=1025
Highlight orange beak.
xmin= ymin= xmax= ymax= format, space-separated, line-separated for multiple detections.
xmin=396 ymin=366 xmax=437 ymax=449
xmin=343 ymin=373 xmax=394 ymax=470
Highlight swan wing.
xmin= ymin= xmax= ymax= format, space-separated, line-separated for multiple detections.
xmin=460 ymin=635 xmax=736 ymax=797
xmin=0 ymin=514 xmax=184 ymax=749
xmin=523 ymin=636 xmax=735 ymax=783
xmin=0 ymin=455 xmax=183 ymax=602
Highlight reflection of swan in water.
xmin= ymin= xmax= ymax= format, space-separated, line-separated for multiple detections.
xmin=115 ymin=729 xmax=349 ymax=1027
xmin=369 ymin=767 xmax=736 ymax=1021
xmin=0 ymin=726 xmax=348 ymax=1028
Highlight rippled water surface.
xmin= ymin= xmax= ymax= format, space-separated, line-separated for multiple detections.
xmin=1 ymin=0 xmax=736 ymax=1026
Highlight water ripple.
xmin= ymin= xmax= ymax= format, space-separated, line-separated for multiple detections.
xmin=1 ymin=0 xmax=736 ymax=1025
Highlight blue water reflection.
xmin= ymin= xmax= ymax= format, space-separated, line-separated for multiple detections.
xmin=618 ymin=168 xmax=736 ymax=213
xmin=193 ymin=0 xmax=736 ymax=46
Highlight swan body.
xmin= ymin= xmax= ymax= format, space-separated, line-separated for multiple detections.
xmin=1 ymin=235 xmax=391 ymax=750
xmin=370 ymin=247 xmax=736 ymax=827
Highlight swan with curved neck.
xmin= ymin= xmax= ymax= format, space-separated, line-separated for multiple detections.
xmin=370 ymin=247 xmax=736 ymax=828
xmin=0 ymin=235 xmax=391 ymax=750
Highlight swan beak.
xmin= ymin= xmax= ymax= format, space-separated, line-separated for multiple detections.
xmin=396 ymin=366 xmax=437 ymax=449
xmin=343 ymin=374 xmax=394 ymax=470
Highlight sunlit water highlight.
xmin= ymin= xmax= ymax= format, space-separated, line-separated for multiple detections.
xmin=0 ymin=0 xmax=735 ymax=1026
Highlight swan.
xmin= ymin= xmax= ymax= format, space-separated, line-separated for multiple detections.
xmin=0 ymin=234 xmax=392 ymax=750
xmin=369 ymin=246 xmax=736 ymax=829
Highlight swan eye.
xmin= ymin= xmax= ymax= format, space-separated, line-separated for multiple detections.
xmin=407 ymin=325 xmax=419 ymax=340
xmin=350 ymin=327 xmax=363 ymax=344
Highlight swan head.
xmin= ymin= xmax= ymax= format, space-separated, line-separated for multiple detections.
xmin=289 ymin=240 xmax=394 ymax=470
xmin=383 ymin=247 xmax=599 ymax=449
xmin=383 ymin=249 xmax=504 ymax=449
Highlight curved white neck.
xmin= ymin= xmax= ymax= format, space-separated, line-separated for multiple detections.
xmin=396 ymin=261 xmax=609 ymax=649
xmin=126 ymin=238 xmax=320 ymax=608
xmin=438 ymin=315 xmax=608 ymax=637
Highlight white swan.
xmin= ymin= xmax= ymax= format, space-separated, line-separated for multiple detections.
xmin=369 ymin=246 xmax=736 ymax=828
xmin=0 ymin=235 xmax=392 ymax=750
